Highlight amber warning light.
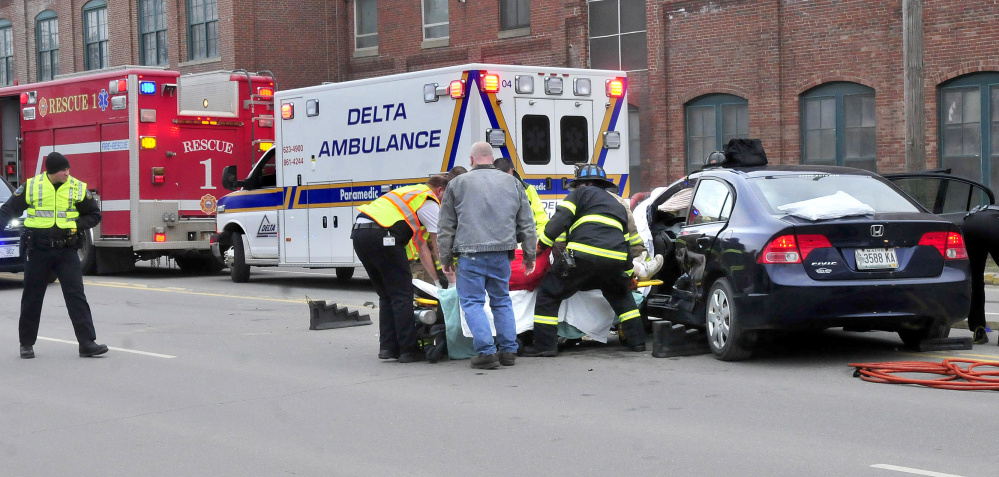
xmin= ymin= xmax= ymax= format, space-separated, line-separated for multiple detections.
xmin=480 ymin=74 xmax=500 ymax=93
xmin=257 ymin=87 xmax=274 ymax=98
xmin=606 ymin=78 xmax=625 ymax=98
xmin=281 ymin=103 xmax=294 ymax=119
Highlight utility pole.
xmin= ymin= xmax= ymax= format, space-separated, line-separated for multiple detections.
xmin=903 ymin=0 xmax=925 ymax=171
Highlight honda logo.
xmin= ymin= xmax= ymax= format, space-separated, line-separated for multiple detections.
xmin=870 ymin=225 xmax=884 ymax=237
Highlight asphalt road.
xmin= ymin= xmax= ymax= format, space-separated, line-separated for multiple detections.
xmin=1 ymin=264 xmax=998 ymax=476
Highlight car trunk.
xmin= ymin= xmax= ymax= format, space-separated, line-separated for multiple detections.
xmin=781 ymin=213 xmax=958 ymax=280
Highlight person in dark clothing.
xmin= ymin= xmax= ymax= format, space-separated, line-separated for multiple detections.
xmin=961 ymin=206 xmax=999 ymax=345
xmin=519 ymin=164 xmax=647 ymax=357
xmin=0 ymin=152 xmax=107 ymax=359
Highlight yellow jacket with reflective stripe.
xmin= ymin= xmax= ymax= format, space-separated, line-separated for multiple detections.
xmin=525 ymin=184 xmax=549 ymax=237
xmin=23 ymin=174 xmax=87 ymax=230
xmin=357 ymin=184 xmax=438 ymax=237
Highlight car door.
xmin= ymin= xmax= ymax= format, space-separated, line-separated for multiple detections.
xmin=885 ymin=173 xmax=994 ymax=226
xmin=673 ymin=178 xmax=735 ymax=309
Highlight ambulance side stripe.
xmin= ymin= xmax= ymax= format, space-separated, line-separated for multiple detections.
xmin=441 ymin=71 xmax=472 ymax=173
xmin=592 ymin=96 xmax=624 ymax=168
xmin=475 ymin=72 xmax=521 ymax=168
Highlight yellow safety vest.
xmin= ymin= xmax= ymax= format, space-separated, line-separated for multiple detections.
xmin=357 ymin=184 xmax=438 ymax=238
xmin=23 ymin=173 xmax=87 ymax=230
xmin=525 ymin=184 xmax=549 ymax=237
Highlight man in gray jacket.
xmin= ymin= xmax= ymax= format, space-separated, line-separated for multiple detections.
xmin=438 ymin=142 xmax=537 ymax=369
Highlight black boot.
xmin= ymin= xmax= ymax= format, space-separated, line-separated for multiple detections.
xmin=79 ymin=340 xmax=108 ymax=357
xmin=20 ymin=345 xmax=34 ymax=359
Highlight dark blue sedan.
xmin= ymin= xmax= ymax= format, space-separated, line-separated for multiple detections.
xmin=644 ymin=164 xmax=971 ymax=360
xmin=0 ymin=179 xmax=25 ymax=274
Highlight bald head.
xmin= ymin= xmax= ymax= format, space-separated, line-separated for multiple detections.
xmin=469 ymin=142 xmax=494 ymax=166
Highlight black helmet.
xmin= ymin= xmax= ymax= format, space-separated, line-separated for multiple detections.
xmin=568 ymin=164 xmax=615 ymax=189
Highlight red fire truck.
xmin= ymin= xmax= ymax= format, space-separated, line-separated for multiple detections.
xmin=0 ymin=67 xmax=274 ymax=274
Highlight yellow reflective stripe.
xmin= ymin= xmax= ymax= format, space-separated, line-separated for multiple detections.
xmin=534 ymin=315 xmax=558 ymax=326
xmin=558 ymin=200 xmax=576 ymax=215
xmin=628 ymin=233 xmax=643 ymax=245
xmin=568 ymin=214 xmax=623 ymax=234
xmin=619 ymin=309 xmax=641 ymax=322
xmin=539 ymin=234 xmax=554 ymax=246
xmin=624 ymin=268 xmax=634 ymax=276
xmin=556 ymin=232 xmax=567 ymax=243
xmin=567 ymin=242 xmax=627 ymax=260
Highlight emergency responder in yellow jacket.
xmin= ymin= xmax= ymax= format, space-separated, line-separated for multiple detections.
xmin=351 ymin=175 xmax=448 ymax=363
xmin=0 ymin=152 xmax=107 ymax=359
xmin=520 ymin=164 xmax=647 ymax=357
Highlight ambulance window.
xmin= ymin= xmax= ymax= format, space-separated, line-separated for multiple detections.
xmin=521 ymin=114 xmax=551 ymax=165
xmin=560 ymin=116 xmax=589 ymax=164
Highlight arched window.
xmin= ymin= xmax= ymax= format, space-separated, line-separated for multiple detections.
xmin=140 ymin=0 xmax=168 ymax=65
xmin=36 ymin=10 xmax=58 ymax=81
xmin=938 ymin=72 xmax=999 ymax=187
xmin=0 ymin=19 xmax=13 ymax=86
xmin=685 ymin=94 xmax=748 ymax=172
xmin=83 ymin=0 xmax=108 ymax=70
xmin=800 ymin=82 xmax=876 ymax=172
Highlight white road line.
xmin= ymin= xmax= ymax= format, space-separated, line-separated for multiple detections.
xmin=37 ymin=337 xmax=177 ymax=359
xmin=871 ymin=464 xmax=964 ymax=477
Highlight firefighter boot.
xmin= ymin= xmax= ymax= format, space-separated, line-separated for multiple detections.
xmin=519 ymin=324 xmax=558 ymax=357
xmin=619 ymin=319 xmax=647 ymax=352
xmin=79 ymin=340 xmax=109 ymax=357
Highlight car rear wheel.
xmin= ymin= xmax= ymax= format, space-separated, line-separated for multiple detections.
xmin=898 ymin=322 xmax=951 ymax=348
xmin=230 ymin=231 xmax=250 ymax=283
xmin=705 ymin=278 xmax=756 ymax=361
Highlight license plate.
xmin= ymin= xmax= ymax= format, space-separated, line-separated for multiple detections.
xmin=0 ymin=244 xmax=19 ymax=258
xmin=855 ymin=248 xmax=898 ymax=270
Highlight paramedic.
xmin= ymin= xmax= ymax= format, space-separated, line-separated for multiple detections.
xmin=0 ymin=152 xmax=107 ymax=359
xmin=438 ymin=142 xmax=537 ymax=369
xmin=352 ymin=175 xmax=448 ymax=362
xmin=520 ymin=164 xmax=647 ymax=357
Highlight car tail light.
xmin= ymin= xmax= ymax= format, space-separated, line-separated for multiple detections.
xmin=758 ymin=234 xmax=801 ymax=264
xmin=796 ymin=234 xmax=833 ymax=260
xmin=919 ymin=231 xmax=968 ymax=260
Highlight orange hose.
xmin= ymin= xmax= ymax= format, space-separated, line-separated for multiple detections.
xmin=849 ymin=359 xmax=999 ymax=391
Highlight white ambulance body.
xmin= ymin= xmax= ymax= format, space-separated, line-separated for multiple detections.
xmin=214 ymin=63 xmax=630 ymax=282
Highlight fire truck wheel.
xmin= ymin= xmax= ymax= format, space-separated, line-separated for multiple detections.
xmin=175 ymin=253 xmax=224 ymax=274
xmin=335 ymin=267 xmax=354 ymax=282
xmin=230 ymin=231 xmax=250 ymax=283
xmin=79 ymin=229 xmax=97 ymax=275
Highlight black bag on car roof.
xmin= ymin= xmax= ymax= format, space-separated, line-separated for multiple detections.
xmin=722 ymin=138 xmax=768 ymax=166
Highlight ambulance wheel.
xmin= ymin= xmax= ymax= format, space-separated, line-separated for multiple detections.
xmin=78 ymin=229 xmax=97 ymax=275
xmin=230 ymin=231 xmax=250 ymax=283
xmin=335 ymin=267 xmax=354 ymax=283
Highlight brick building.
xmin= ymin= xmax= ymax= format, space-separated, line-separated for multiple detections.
xmin=1 ymin=0 xmax=997 ymax=192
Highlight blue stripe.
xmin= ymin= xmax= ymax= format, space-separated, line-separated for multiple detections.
xmin=474 ymin=71 xmax=513 ymax=161
xmin=217 ymin=190 xmax=284 ymax=210
xmin=446 ymin=71 xmax=475 ymax=172
xmin=597 ymin=97 xmax=624 ymax=168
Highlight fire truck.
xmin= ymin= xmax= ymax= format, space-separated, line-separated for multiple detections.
xmin=213 ymin=63 xmax=629 ymax=282
xmin=0 ymin=67 xmax=275 ymax=274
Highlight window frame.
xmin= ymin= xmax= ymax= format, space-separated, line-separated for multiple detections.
xmin=83 ymin=0 xmax=109 ymax=71
xmin=35 ymin=10 xmax=59 ymax=82
xmin=587 ymin=0 xmax=647 ymax=72
xmin=354 ymin=0 xmax=378 ymax=51
xmin=499 ymin=0 xmax=530 ymax=31
xmin=0 ymin=20 xmax=12 ymax=86
xmin=139 ymin=0 xmax=168 ymax=66
xmin=421 ymin=0 xmax=448 ymax=41
xmin=684 ymin=94 xmax=749 ymax=173
xmin=799 ymin=82 xmax=877 ymax=172
xmin=938 ymin=72 xmax=999 ymax=188
xmin=187 ymin=0 xmax=219 ymax=61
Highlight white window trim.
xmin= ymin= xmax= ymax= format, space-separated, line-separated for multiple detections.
xmin=354 ymin=0 xmax=378 ymax=51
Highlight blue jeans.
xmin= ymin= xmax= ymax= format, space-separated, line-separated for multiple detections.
xmin=457 ymin=251 xmax=519 ymax=356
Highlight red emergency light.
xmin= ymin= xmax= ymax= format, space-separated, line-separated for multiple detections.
xmin=606 ymin=78 xmax=625 ymax=98
xmin=257 ymin=86 xmax=274 ymax=98
xmin=151 ymin=167 xmax=165 ymax=184
xmin=281 ymin=103 xmax=294 ymax=119
xmin=449 ymin=80 xmax=466 ymax=99
xmin=154 ymin=232 xmax=166 ymax=242
xmin=19 ymin=92 xmax=27 ymax=104
xmin=480 ymin=74 xmax=500 ymax=93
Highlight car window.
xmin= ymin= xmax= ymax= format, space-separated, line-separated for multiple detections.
xmin=0 ymin=181 xmax=11 ymax=202
xmin=750 ymin=174 xmax=919 ymax=214
xmin=889 ymin=176 xmax=991 ymax=214
xmin=688 ymin=179 xmax=732 ymax=225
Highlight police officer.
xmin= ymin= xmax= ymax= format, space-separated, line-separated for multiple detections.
xmin=961 ymin=205 xmax=999 ymax=345
xmin=0 ymin=152 xmax=107 ymax=359
xmin=351 ymin=175 xmax=448 ymax=362
xmin=520 ymin=164 xmax=647 ymax=357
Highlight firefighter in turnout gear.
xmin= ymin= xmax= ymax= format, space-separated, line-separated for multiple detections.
xmin=352 ymin=175 xmax=448 ymax=363
xmin=0 ymin=152 xmax=107 ymax=359
xmin=519 ymin=164 xmax=647 ymax=357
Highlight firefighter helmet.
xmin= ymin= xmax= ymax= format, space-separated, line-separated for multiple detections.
xmin=568 ymin=164 xmax=615 ymax=189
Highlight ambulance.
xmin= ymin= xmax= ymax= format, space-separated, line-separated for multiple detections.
xmin=0 ymin=67 xmax=275 ymax=274
xmin=213 ymin=63 xmax=629 ymax=282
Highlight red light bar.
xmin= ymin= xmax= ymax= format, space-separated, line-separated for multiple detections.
xmin=449 ymin=80 xmax=466 ymax=99
xmin=480 ymin=74 xmax=500 ymax=93
xmin=606 ymin=78 xmax=625 ymax=98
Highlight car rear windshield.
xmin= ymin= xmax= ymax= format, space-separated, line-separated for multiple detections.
xmin=749 ymin=174 xmax=920 ymax=214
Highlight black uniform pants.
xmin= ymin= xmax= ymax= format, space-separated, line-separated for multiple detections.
xmin=532 ymin=256 xmax=645 ymax=349
xmin=20 ymin=245 xmax=96 ymax=346
xmin=352 ymin=227 xmax=418 ymax=355
xmin=961 ymin=209 xmax=999 ymax=331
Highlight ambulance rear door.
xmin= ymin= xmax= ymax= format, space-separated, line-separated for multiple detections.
xmin=515 ymin=97 xmax=593 ymax=204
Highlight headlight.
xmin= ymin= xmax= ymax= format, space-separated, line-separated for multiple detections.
xmin=5 ymin=218 xmax=20 ymax=230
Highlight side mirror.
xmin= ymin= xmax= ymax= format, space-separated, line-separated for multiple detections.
xmin=221 ymin=165 xmax=240 ymax=191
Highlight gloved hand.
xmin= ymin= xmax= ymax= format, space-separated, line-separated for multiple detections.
xmin=437 ymin=275 xmax=449 ymax=290
xmin=633 ymin=251 xmax=665 ymax=280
